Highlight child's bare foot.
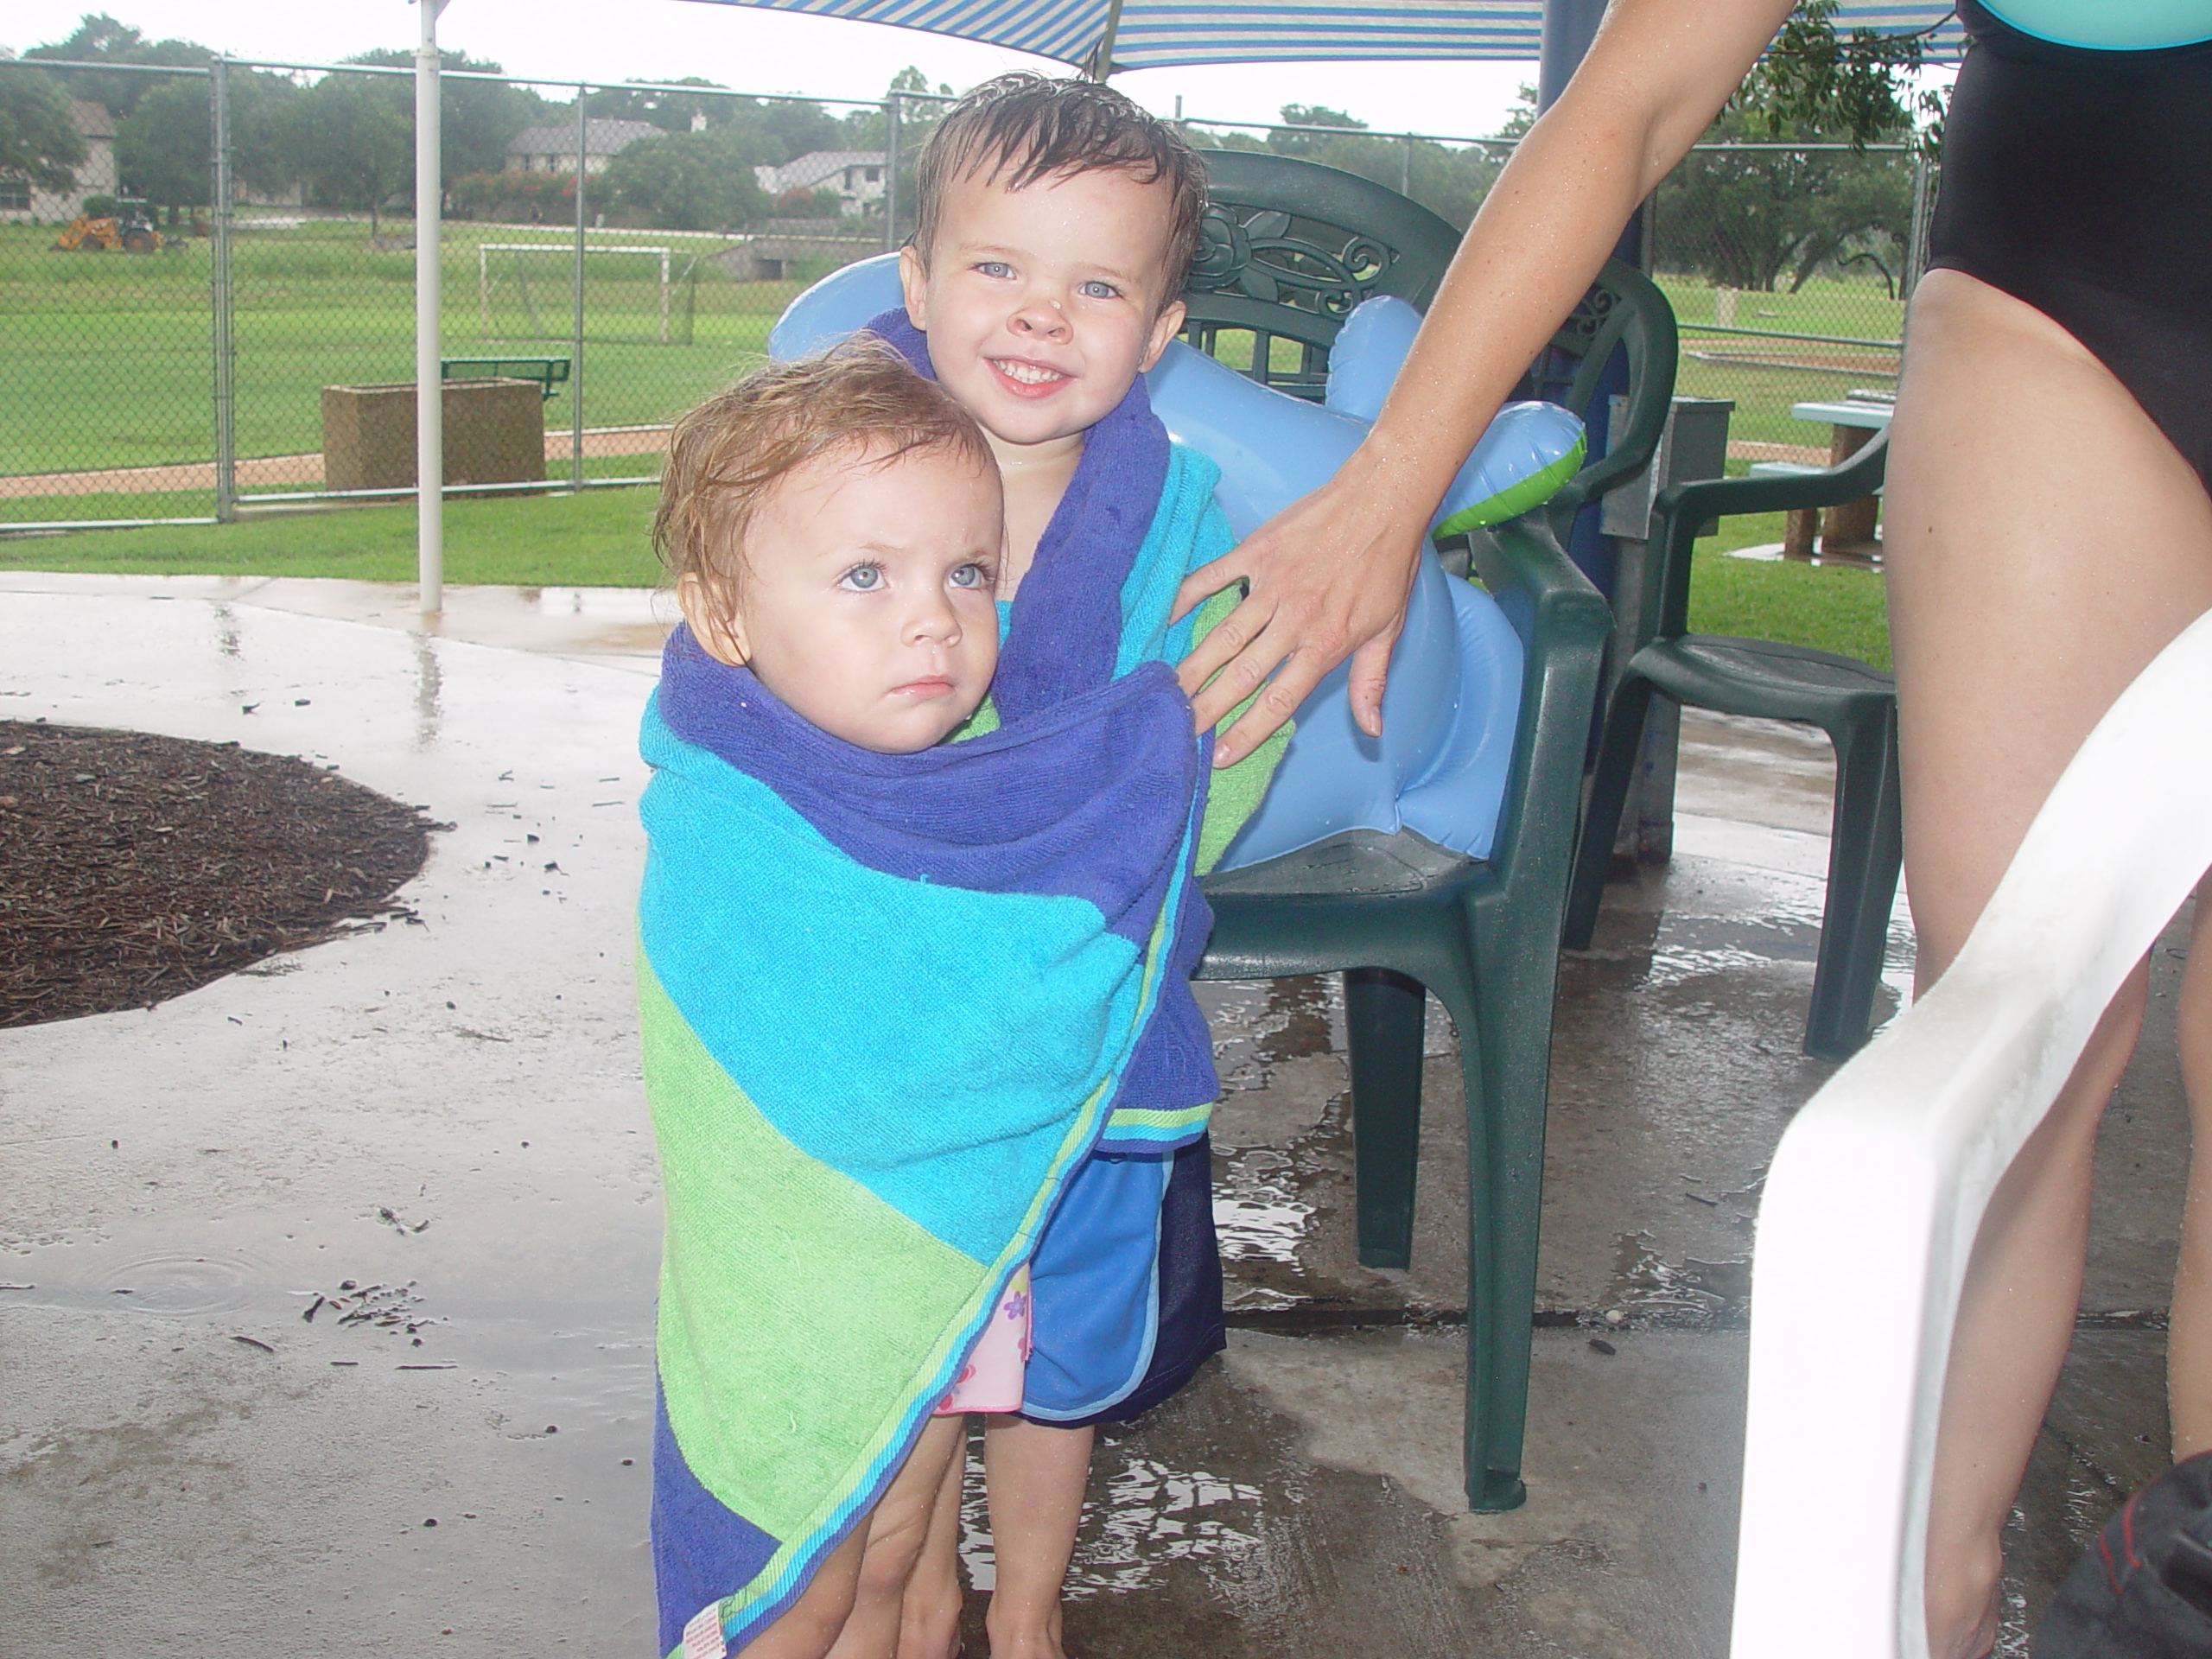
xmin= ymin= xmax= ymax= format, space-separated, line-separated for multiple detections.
xmin=982 ymin=1607 xmax=1066 ymax=1659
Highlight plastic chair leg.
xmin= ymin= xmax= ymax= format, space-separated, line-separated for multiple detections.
xmin=1562 ymin=675 xmax=1658 ymax=950
xmin=1345 ymin=966 xmax=1426 ymax=1269
xmin=1426 ymin=934 xmax=1539 ymax=1514
xmin=1803 ymin=702 xmax=1904 ymax=1060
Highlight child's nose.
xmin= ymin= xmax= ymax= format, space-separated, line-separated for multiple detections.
xmin=1009 ymin=293 xmax=1071 ymax=340
xmin=904 ymin=589 xmax=962 ymax=645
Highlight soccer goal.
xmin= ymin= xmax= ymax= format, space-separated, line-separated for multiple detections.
xmin=476 ymin=243 xmax=698 ymax=346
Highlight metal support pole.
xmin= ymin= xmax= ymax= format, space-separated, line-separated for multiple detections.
xmin=415 ymin=0 xmax=445 ymax=615
xmin=572 ymin=87 xmax=586 ymax=490
xmin=1399 ymin=133 xmax=1412 ymax=197
xmin=1087 ymin=0 xmax=1127 ymax=80
xmin=1537 ymin=0 xmax=1609 ymax=111
xmin=210 ymin=59 xmax=236 ymax=524
xmin=881 ymin=94 xmax=901 ymax=253
xmin=1905 ymin=151 xmax=1933 ymax=295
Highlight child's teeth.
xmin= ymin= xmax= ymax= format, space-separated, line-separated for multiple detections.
xmin=999 ymin=361 xmax=1060 ymax=385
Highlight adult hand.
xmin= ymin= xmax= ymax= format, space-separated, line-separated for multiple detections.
xmin=1173 ymin=452 xmax=1434 ymax=767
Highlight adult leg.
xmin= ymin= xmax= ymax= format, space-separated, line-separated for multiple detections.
xmin=1885 ymin=267 xmax=2212 ymax=1657
xmin=897 ymin=1432 xmax=969 ymax=1659
xmin=980 ymin=1415 xmax=1093 ymax=1659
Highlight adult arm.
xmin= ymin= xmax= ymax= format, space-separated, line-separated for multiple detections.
xmin=1178 ymin=0 xmax=1799 ymax=766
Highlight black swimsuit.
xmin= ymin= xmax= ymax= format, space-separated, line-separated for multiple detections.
xmin=1928 ymin=0 xmax=2212 ymax=493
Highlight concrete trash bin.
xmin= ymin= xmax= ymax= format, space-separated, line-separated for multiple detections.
xmin=321 ymin=378 xmax=547 ymax=493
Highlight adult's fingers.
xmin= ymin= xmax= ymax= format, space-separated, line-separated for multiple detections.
xmin=1211 ymin=637 xmax=1338 ymax=766
xmin=1171 ymin=551 xmax=1245 ymax=626
xmin=1174 ymin=577 xmax=1269 ymax=703
xmin=1344 ymin=629 xmax=1402 ymax=741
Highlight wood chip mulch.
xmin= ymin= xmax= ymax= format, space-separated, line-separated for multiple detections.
xmin=0 ymin=720 xmax=449 ymax=1028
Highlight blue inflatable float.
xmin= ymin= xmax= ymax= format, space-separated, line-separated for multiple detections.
xmin=769 ymin=256 xmax=1586 ymax=868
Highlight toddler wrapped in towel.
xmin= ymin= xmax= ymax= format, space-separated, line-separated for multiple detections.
xmin=639 ymin=323 xmax=1277 ymax=1655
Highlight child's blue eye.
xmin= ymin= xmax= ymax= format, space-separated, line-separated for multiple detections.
xmin=1078 ymin=280 xmax=1119 ymax=300
xmin=976 ymin=261 xmax=1012 ymax=279
xmin=949 ymin=563 xmax=991 ymax=590
xmin=839 ymin=564 xmax=885 ymax=592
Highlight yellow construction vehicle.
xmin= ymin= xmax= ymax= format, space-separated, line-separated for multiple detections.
xmin=53 ymin=207 xmax=162 ymax=253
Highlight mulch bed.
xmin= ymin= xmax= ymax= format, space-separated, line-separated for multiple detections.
xmin=0 ymin=721 xmax=447 ymax=1028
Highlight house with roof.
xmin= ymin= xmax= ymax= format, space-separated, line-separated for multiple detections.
xmin=752 ymin=150 xmax=887 ymax=218
xmin=2 ymin=99 xmax=118 ymax=222
xmin=504 ymin=118 xmax=664 ymax=177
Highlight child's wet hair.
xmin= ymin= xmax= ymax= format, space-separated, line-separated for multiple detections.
xmin=911 ymin=72 xmax=1209 ymax=299
xmin=653 ymin=339 xmax=996 ymax=609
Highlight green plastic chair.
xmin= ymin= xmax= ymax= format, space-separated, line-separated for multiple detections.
xmin=1185 ymin=152 xmax=1675 ymax=1510
xmin=1521 ymin=263 xmax=1681 ymax=546
xmin=1185 ymin=148 xmax=1461 ymax=400
xmin=1562 ymin=434 xmax=1901 ymax=1061
xmin=1185 ymin=153 xmax=1682 ymax=532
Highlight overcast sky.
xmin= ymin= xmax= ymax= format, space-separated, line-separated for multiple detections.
xmin=4 ymin=0 xmax=1539 ymax=143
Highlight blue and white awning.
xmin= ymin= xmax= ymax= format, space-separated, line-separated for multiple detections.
xmin=680 ymin=0 xmax=1967 ymax=74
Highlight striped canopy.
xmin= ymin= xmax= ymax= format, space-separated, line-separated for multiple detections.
xmin=680 ymin=0 xmax=1966 ymax=74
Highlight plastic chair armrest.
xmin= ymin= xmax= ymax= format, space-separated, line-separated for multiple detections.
xmin=1469 ymin=515 xmax=1611 ymax=887
xmin=1645 ymin=433 xmax=1891 ymax=639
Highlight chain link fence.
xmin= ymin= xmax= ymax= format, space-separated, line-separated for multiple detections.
xmin=1 ymin=52 xmax=1927 ymax=531
xmin=1655 ymin=141 xmax=1929 ymax=464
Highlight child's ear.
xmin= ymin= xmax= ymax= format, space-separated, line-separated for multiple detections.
xmin=1138 ymin=297 xmax=1187 ymax=374
xmin=677 ymin=571 xmax=750 ymax=666
xmin=898 ymin=245 xmax=931 ymax=332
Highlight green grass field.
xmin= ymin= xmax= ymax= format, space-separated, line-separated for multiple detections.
xmin=3 ymin=220 xmax=1907 ymax=498
xmin=0 ymin=484 xmax=664 ymax=585
xmin=1654 ymin=271 xmax=1904 ymax=448
xmin=4 ymin=489 xmax=1891 ymax=668
xmin=1 ymin=219 xmax=810 ymax=488
xmin=1 ymin=221 xmax=1898 ymax=669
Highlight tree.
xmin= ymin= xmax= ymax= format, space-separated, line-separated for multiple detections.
xmin=1736 ymin=0 xmax=1941 ymax=150
xmin=114 ymin=76 xmax=206 ymax=210
xmin=0 ymin=68 xmax=88 ymax=193
xmin=1493 ymin=84 xmax=1537 ymax=143
xmin=23 ymin=14 xmax=212 ymax=118
xmin=1200 ymin=104 xmax=1503 ymax=232
xmin=601 ymin=124 xmax=773 ymax=232
xmin=341 ymin=49 xmax=540 ymax=188
xmin=1653 ymin=105 xmax=1911 ymax=291
xmin=885 ymin=67 xmax=952 ymax=98
xmin=287 ymin=73 xmax=410 ymax=237
xmin=583 ymin=77 xmax=740 ymax=135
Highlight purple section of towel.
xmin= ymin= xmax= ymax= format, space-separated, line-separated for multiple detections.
xmin=656 ymin=632 xmax=1194 ymax=954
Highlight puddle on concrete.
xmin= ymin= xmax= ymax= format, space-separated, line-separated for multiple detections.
xmin=1214 ymin=1149 xmax=1313 ymax=1268
xmin=1644 ymin=912 xmax=1822 ymax=984
xmin=956 ymin=1426 xmax=1267 ymax=1599
xmin=1197 ymin=976 xmax=1379 ymax=1314
xmin=1197 ymin=975 xmax=1345 ymax=1093
xmin=1602 ymin=1230 xmax=1752 ymax=1330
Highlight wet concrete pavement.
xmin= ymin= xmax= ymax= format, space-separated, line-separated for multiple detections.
xmin=0 ymin=579 xmax=2191 ymax=1656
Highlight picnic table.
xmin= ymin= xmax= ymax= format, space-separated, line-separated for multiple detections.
xmin=1780 ymin=396 xmax=1890 ymax=560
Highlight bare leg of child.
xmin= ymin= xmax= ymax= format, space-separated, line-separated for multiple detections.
xmin=897 ymin=1437 xmax=969 ymax=1659
xmin=981 ymin=1415 xmax=1092 ymax=1659
xmin=736 ymin=1414 xmax=965 ymax=1659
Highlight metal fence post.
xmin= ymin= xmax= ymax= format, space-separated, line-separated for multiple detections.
xmin=1906 ymin=151 xmax=1933 ymax=296
xmin=572 ymin=88 xmax=588 ymax=490
xmin=882 ymin=94 xmax=901 ymax=253
xmin=210 ymin=59 xmax=237 ymax=524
